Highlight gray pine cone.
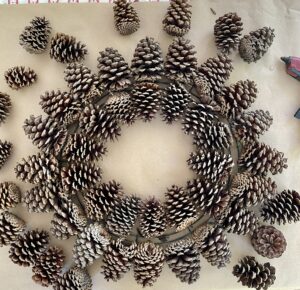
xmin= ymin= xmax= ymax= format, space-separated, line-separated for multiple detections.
xmin=4 ymin=66 xmax=37 ymax=90
xmin=0 ymin=182 xmax=21 ymax=210
xmin=0 ymin=92 xmax=11 ymax=125
xmin=0 ymin=140 xmax=12 ymax=170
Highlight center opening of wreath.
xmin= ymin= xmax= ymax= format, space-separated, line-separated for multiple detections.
xmin=100 ymin=117 xmax=196 ymax=198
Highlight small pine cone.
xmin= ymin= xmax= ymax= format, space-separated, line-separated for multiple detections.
xmin=79 ymin=104 xmax=121 ymax=141
xmin=102 ymin=239 xmax=137 ymax=281
xmin=32 ymin=246 xmax=65 ymax=287
xmin=113 ymin=0 xmax=140 ymax=35
xmin=64 ymin=62 xmax=100 ymax=101
xmin=214 ymin=12 xmax=243 ymax=54
xmin=165 ymin=37 xmax=197 ymax=84
xmin=0 ymin=140 xmax=12 ymax=170
xmin=131 ymin=37 xmax=164 ymax=82
xmin=238 ymin=142 xmax=288 ymax=176
xmin=187 ymin=150 xmax=233 ymax=184
xmin=198 ymin=54 xmax=233 ymax=98
xmin=193 ymin=225 xmax=231 ymax=268
xmin=132 ymin=82 xmax=161 ymax=122
xmin=216 ymin=80 xmax=258 ymax=119
xmin=165 ymin=239 xmax=200 ymax=284
xmin=163 ymin=0 xmax=192 ymax=37
xmin=261 ymin=190 xmax=300 ymax=225
xmin=50 ymin=33 xmax=87 ymax=63
xmin=4 ymin=66 xmax=37 ymax=90
xmin=134 ymin=242 xmax=165 ymax=287
xmin=165 ymin=185 xmax=197 ymax=231
xmin=105 ymin=92 xmax=137 ymax=125
xmin=0 ymin=92 xmax=11 ymax=125
xmin=233 ymin=256 xmax=276 ymax=290
xmin=232 ymin=110 xmax=273 ymax=143
xmin=0 ymin=211 xmax=25 ymax=247
xmin=62 ymin=133 xmax=106 ymax=163
xmin=0 ymin=182 xmax=21 ymax=210
xmin=73 ymin=223 xmax=110 ymax=268
xmin=83 ymin=181 xmax=124 ymax=221
xmin=9 ymin=229 xmax=49 ymax=267
xmin=19 ymin=16 xmax=52 ymax=54
xmin=106 ymin=195 xmax=140 ymax=236
xmin=97 ymin=47 xmax=131 ymax=92
xmin=251 ymin=225 xmax=286 ymax=259
xmin=239 ymin=27 xmax=275 ymax=63
xmin=15 ymin=152 xmax=59 ymax=184
xmin=23 ymin=115 xmax=67 ymax=153
xmin=161 ymin=82 xmax=190 ymax=124
xmin=51 ymin=198 xmax=87 ymax=240
xmin=139 ymin=197 xmax=167 ymax=238
xmin=53 ymin=267 xmax=92 ymax=290
xmin=61 ymin=162 xmax=102 ymax=192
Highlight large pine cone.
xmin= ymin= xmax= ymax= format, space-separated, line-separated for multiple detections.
xmin=5 ymin=66 xmax=37 ymax=90
xmin=0 ymin=140 xmax=12 ymax=170
xmin=0 ymin=92 xmax=11 ymax=125
xmin=0 ymin=182 xmax=21 ymax=210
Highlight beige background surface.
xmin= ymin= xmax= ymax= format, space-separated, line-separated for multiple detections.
xmin=0 ymin=1 xmax=300 ymax=289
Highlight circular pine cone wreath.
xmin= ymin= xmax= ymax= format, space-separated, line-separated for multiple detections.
xmin=0 ymin=9 xmax=299 ymax=290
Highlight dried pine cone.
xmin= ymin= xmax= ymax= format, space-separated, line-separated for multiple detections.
xmin=251 ymin=225 xmax=286 ymax=259
xmin=19 ymin=16 xmax=52 ymax=54
xmin=131 ymin=37 xmax=164 ymax=82
xmin=0 ymin=182 xmax=21 ymax=210
xmin=165 ymin=239 xmax=200 ymax=284
xmin=32 ymin=246 xmax=65 ymax=287
xmin=261 ymin=190 xmax=300 ymax=225
xmin=0 ymin=211 xmax=25 ymax=247
xmin=73 ymin=223 xmax=110 ymax=268
xmin=214 ymin=12 xmax=243 ymax=54
xmin=5 ymin=66 xmax=37 ymax=90
xmin=133 ymin=242 xmax=165 ymax=287
xmin=113 ymin=0 xmax=140 ymax=35
xmin=0 ymin=92 xmax=11 ymax=125
xmin=233 ymin=256 xmax=276 ymax=290
xmin=163 ymin=0 xmax=192 ymax=37
xmin=50 ymin=33 xmax=87 ymax=63
xmin=9 ymin=229 xmax=49 ymax=267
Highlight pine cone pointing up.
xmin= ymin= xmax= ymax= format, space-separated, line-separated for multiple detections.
xmin=0 ymin=182 xmax=21 ymax=210
xmin=0 ymin=140 xmax=12 ymax=170
xmin=0 ymin=92 xmax=11 ymax=125
xmin=5 ymin=66 xmax=37 ymax=90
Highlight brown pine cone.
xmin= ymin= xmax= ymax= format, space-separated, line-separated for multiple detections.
xmin=0 ymin=182 xmax=21 ymax=210
xmin=0 ymin=140 xmax=12 ymax=170
xmin=5 ymin=66 xmax=37 ymax=90
xmin=0 ymin=92 xmax=11 ymax=125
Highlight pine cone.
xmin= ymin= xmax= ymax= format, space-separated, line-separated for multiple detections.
xmin=131 ymin=37 xmax=164 ymax=82
xmin=113 ymin=0 xmax=140 ymax=35
xmin=193 ymin=225 xmax=231 ymax=268
xmin=261 ymin=190 xmax=300 ymax=225
xmin=251 ymin=225 xmax=286 ymax=259
xmin=163 ymin=0 xmax=192 ymax=37
xmin=232 ymin=110 xmax=273 ymax=143
xmin=97 ymin=47 xmax=131 ymax=91
xmin=139 ymin=197 xmax=167 ymax=238
xmin=239 ymin=27 xmax=275 ymax=63
xmin=50 ymin=33 xmax=87 ymax=63
xmin=161 ymin=82 xmax=190 ymax=124
xmin=53 ymin=267 xmax=92 ymax=290
xmin=83 ymin=181 xmax=124 ymax=221
xmin=165 ymin=185 xmax=197 ymax=231
xmin=187 ymin=150 xmax=233 ymax=184
xmin=233 ymin=256 xmax=276 ymax=290
xmin=73 ymin=223 xmax=110 ymax=268
xmin=19 ymin=16 xmax=52 ymax=54
xmin=133 ymin=242 xmax=165 ymax=287
xmin=132 ymin=82 xmax=161 ymax=122
xmin=106 ymin=195 xmax=140 ymax=236
xmin=5 ymin=66 xmax=37 ymax=90
xmin=32 ymin=246 xmax=65 ymax=287
xmin=79 ymin=103 xmax=121 ymax=141
xmin=62 ymin=133 xmax=106 ymax=163
xmin=23 ymin=115 xmax=67 ymax=153
xmin=51 ymin=198 xmax=87 ymax=240
xmin=0 ymin=182 xmax=21 ymax=210
xmin=102 ymin=238 xmax=137 ymax=281
xmin=165 ymin=239 xmax=200 ymax=284
xmin=0 ymin=92 xmax=11 ymax=125
xmin=9 ymin=229 xmax=49 ymax=267
xmin=214 ymin=12 xmax=243 ymax=54
xmin=0 ymin=211 xmax=25 ymax=247
xmin=165 ymin=37 xmax=197 ymax=84
xmin=238 ymin=142 xmax=288 ymax=176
